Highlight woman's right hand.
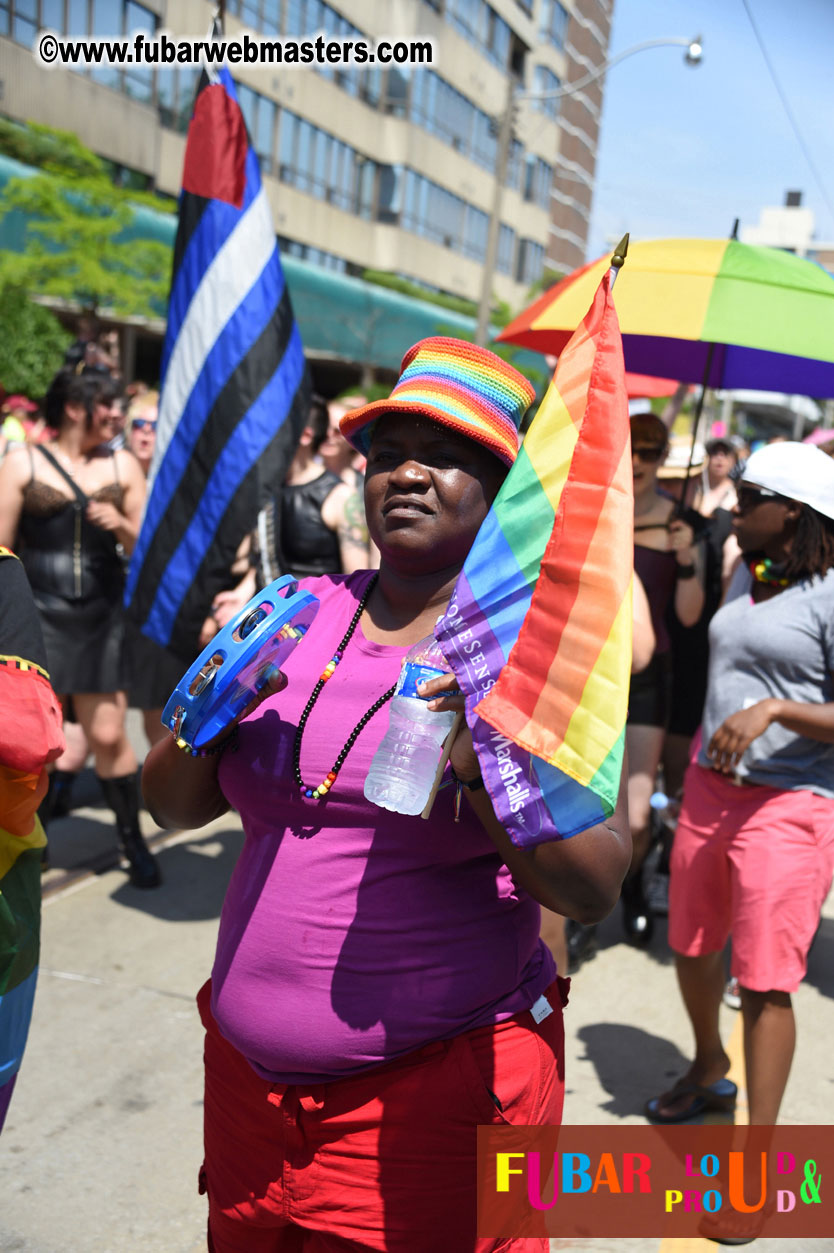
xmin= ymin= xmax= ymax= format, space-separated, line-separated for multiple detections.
xmin=204 ymin=668 xmax=288 ymax=748
xmin=142 ymin=668 xmax=289 ymax=830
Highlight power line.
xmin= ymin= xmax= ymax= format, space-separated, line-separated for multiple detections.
xmin=740 ymin=0 xmax=834 ymax=230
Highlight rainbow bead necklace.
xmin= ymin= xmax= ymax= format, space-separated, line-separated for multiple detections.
xmin=292 ymin=574 xmax=396 ymax=799
xmin=749 ymin=557 xmax=789 ymax=588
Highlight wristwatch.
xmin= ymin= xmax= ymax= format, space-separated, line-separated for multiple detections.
xmin=450 ymin=765 xmax=484 ymax=792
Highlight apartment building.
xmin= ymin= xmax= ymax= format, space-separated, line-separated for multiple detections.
xmin=0 ymin=0 xmax=612 ymax=306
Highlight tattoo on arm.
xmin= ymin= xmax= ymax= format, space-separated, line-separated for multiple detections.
xmin=338 ymin=489 xmax=369 ymax=549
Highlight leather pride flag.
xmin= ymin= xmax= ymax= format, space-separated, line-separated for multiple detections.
xmin=125 ymin=64 xmax=309 ymax=659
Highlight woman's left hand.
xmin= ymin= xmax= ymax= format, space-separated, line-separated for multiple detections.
xmin=707 ymin=699 xmax=777 ymax=772
xmin=86 ymin=500 xmax=123 ymax=532
xmin=418 ymin=673 xmax=480 ymax=782
xmin=667 ymin=517 xmax=695 ymax=561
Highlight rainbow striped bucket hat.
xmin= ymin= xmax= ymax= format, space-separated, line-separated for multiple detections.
xmin=338 ymin=337 xmax=535 ymax=467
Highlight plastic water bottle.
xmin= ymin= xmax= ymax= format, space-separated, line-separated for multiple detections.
xmin=364 ymin=635 xmax=457 ymax=815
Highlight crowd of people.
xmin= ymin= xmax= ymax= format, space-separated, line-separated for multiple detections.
xmin=2 ymin=317 xmax=834 ymax=1249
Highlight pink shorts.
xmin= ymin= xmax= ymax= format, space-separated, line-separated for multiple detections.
xmin=198 ymin=977 xmax=569 ymax=1253
xmin=669 ymin=764 xmax=834 ymax=992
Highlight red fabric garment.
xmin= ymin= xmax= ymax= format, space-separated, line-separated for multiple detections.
xmin=198 ymin=977 xmax=569 ymax=1253
xmin=0 ymin=664 xmax=64 ymax=776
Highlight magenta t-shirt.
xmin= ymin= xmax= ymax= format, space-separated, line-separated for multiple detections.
xmin=213 ymin=571 xmax=555 ymax=1082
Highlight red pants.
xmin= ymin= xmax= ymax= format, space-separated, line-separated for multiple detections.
xmin=198 ymin=977 xmax=569 ymax=1252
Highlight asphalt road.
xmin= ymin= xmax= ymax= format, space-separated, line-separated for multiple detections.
xmin=2 ymin=723 xmax=832 ymax=1253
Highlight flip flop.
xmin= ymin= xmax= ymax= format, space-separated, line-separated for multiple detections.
xmin=699 ymin=1195 xmax=776 ymax=1244
xmin=644 ymin=1077 xmax=737 ymax=1124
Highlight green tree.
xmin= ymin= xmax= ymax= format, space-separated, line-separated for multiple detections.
xmin=0 ymin=288 xmax=71 ymax=397
xmin=0 ymin=119 xmax=172 ymax=318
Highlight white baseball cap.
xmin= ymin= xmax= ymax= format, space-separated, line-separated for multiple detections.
xmin=742 ymin=441 xmax=834 ymax=522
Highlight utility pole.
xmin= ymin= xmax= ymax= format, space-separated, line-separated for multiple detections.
xmin=474 ymin=37 xmax=703 ymax=349
xmin=475 ymin=78 xmax=515 ymax=347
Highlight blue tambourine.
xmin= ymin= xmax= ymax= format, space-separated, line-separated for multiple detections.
xmin=161 ymin=575 xmax=319 ymax=750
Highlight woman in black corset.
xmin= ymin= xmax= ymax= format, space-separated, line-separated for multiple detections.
xmin=229 ymin=394 xmax=371 ymax=608
xmin=623 ymin=414 xmax=705 ymax=938
xmin=0 ymin=368 xmax=160 ymax=888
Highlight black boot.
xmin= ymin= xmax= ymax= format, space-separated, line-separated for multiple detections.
xmin=566 ymin=920 xmax=598 ymax=971
xmin=50 ymin=769 xmax=78 ymax=819
xmin=97 ymin=773 xmax=161 ymax=889
xmin=621 ymin=867 xmax=653 ymax=946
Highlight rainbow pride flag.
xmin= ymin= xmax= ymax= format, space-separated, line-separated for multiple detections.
xmin=0 ymin=549 xmax=64 ymax=1131
xmin=436 ymin=269 xmax=632 ymax=847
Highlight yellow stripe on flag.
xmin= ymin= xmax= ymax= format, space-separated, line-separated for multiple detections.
xmin=551 ymin=584 xmax=632 ymax=781
xmin=0 ymin=816 xmax=46 ymax=879
xmin=512 ymin=438 xmax=633 ymax=765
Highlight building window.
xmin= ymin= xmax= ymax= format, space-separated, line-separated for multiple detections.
xmin=157 ymin=67 xmax=199 ymax=134
xmin=402 ymin=170 xmax=464 ymax=250
xmin=279 ymin=108 xmax=375 ymax=217
xmin=377 ymin=164 xmax=403 ymax=225
xmin=524 ymin=154 xmax=552 ymax=209
xmin=68 ymin=0 xmax=87 ymax=37
xmin=12 ymin=0 xmax=161 ymax=103
xmin=238 ymin=83 xmax=278 ymax=175
xmin=384 ymin=66 xmax=410 ymax=117
xmin=277 ymin=235 xmax=348 ymax=272
xmin=400 ymin=168 xmax=516 ymax=271
xmin=516 ymin=237 xmax=544 ymax=285
xmin=123 ymin=0 xmax=155 ymax=105
xmin=486 ymin=6 xmax=510 ymax=68
xmin=505 ymin=138 xmax=525 ymax=191
xmin=462 ymin=204 xmax=489 ymax=262
xmin=41 ymin=0 xmax=63 ymax=30
xmin=531 ymin=64 xmax=561 ymax=118
xmin=540 ymin=0 xmax=569 ymax=51
xmin=282 ymin=0 xmax=383 ymax=105
xmin=496 ymin=223 xmax=516 ymax=275
xmin=412 ymin=69 xmax=533 ymax=181
xmin=445 ymin=0 xmax=511 ymax=69
xmin=9 ymin=0 xmax=36 ymax=48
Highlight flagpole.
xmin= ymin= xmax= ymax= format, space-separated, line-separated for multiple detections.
xmin=609 ymin=233 xmax=629 ymax=286
xmin=420 ymin=711 xmax=465 ymax=820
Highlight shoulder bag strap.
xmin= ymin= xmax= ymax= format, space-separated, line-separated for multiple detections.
xmin=35 ymin=445 xmax=90 ymax=508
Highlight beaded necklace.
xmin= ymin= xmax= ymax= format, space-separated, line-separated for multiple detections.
xmin=292 ymin=573 xmax=397 ymax=799
xmin=749 ymin=557 xmax=790 ymax=588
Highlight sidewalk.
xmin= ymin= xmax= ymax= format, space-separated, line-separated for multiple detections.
xmin=2 ymin=803 xmax=832 ymax=1252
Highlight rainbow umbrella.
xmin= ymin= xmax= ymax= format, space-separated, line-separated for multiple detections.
xmin=498 ymin=237 xmax=834 ymax=397
xmin=625 ymin=373 xmax=686 ymax=399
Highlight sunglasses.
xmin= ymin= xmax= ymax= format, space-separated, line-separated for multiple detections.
xmin=131 ymin=418 xmax=157 ymax=432
xmin=632 ymin=444 xmax=666 ymax=464
xmin=736 ymin=485 xmax=787 ymax=513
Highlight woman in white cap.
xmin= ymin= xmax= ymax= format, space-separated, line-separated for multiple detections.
xmin=647 ymin=442 xmax=834 ymax=1137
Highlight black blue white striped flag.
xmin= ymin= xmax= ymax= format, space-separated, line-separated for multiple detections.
xmin=125 ymin=64 xmax=309 ymax=659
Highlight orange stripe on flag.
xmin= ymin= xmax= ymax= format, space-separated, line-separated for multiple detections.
xmin=477 ymin=273 xmax=632 ymax=770
xmin=525 ymin=438 xmax=633 ymax=756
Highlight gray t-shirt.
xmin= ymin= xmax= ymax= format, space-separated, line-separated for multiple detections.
xmin=698 ymin=564 xmax=834 ymax=795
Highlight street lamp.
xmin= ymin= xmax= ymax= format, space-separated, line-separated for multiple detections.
xmin=475 ymin=36 xmax=704 ymax=346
